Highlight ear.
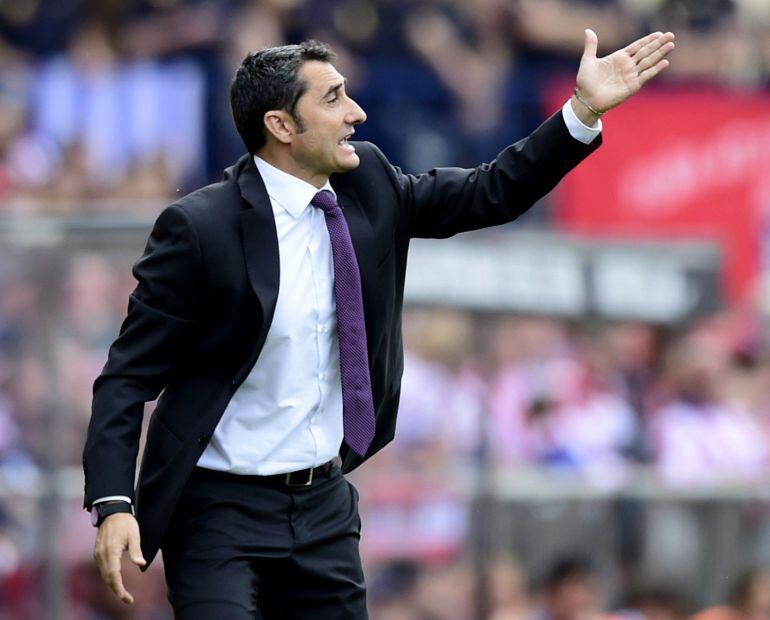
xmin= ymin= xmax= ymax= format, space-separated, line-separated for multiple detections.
xmin=263 ymin=110 xmax=297 ymax=145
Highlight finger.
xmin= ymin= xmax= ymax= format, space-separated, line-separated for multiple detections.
xmin=639 ymin=59 xmax=670 ymax=86
xmin=637 ymin=40 xmax=675 ymax=72
xmin=128 ymin=534 xmax=147 ymax=568
xmin=633 ymin=31 xmax=675 ymax=64
xmin=106 ymin=552 xmax=134 ymax=605
xmin=94 ymin=545 xmax=109 ymax=581
xmin=583 ymin=28 xmax=598 ymax=60
xmin=624 ymin=31 xmax=662 ymax=57
xmin=93 ymin=541 xmax=114 ymax=580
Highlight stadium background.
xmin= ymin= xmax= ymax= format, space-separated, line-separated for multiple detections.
xmin=1 ymin=0 xmax=770 ymax=618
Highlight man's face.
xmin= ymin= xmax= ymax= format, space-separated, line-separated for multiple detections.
xmin=289 ymin=60 xmax=367 ymax=181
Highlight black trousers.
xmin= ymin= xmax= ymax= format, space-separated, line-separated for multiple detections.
xmin=160 ymin=462 xmax=368 ymax=619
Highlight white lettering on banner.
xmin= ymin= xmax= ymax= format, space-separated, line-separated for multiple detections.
xmin=619 ymin=118 xmax=770 ymax=215
xmin=404 ymin=241 xmax=587 ymax=315
xmin=403 ymin=236 xmax=719 ymax=322
xmin=592 ymin=253 xmax=697 ymax=322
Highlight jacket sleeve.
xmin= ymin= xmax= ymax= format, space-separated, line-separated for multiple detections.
xmin=82 ymin=204 xmax=203 ymax=509
xmin=373 ymin=111 xmax=601 ymax=239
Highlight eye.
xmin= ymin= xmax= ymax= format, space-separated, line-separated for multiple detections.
xmin=327 ymin=95 xmax=339 ymax=104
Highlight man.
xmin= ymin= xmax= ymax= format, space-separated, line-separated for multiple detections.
xmin=83 ymin=29 xmax=674 ymax=618
xmin=534 ymin=556 xmax=604 ymax=620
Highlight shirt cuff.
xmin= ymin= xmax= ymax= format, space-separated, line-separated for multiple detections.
xmin=561 ymin=99 xmax=603 ymax=145
xmin=92 ymin=495 xmax=133 ymax=507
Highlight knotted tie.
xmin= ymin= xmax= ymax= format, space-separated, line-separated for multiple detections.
xmin=311 ymin=190 xmax=376 ymax=457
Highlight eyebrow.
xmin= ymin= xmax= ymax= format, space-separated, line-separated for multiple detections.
xmin=323 ymin=78 xmax=347 ymax=100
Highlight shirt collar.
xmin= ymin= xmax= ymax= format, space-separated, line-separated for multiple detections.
xmin=253 ymin=155 xmax=336 ymax=219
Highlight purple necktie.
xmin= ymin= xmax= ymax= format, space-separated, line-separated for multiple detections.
xmin=311 ymin=190 xmax=376 ymax=457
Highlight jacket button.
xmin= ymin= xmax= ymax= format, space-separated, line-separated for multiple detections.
xmin=230 ymin=380 xmax=238 ymax=391
xmin=198 ymin=433 xmax=209 ymax=445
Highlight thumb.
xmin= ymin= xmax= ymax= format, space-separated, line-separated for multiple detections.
xmin=583 ymin=28 xmax=598 ymax=59
xmin=128 ymin=534 xmax=146 ymax=567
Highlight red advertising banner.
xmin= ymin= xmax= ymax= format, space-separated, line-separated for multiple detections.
xmin=551 ymin=87 xmax=770 ymax=302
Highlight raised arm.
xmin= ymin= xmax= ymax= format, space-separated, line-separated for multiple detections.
xmin=379 ymin=29 xmax=674 ymax=239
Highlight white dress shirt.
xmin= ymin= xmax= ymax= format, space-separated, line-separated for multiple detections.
xmin=93 ymin=101 xmax=600 ymax=503
xmin=197 ymin=156 xmax=344 ymax=474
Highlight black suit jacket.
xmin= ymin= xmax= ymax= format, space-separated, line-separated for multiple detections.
xmin=82 ymin=112 xmax=599 ymax=565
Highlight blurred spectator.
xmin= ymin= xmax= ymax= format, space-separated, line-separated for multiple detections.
xmin=115 ymin=0 xmax=240 ymax=179
xmin=690 ymin=568 xmax=770 ymax=620
xmin=618 ymin=585 xmax=691 ymax=620
xmin=411 ymin=561 xmax=475 ymax=620
xmin=0 ymin=0 xmax=85 ymax=56
xmin=533 ymin=555 xmax=605 ymax=620
xmin=648 ymin=0 xmax=761 ymax=86
xmin=368 ymin=559 xmax=424 ymax=620
xmin=488 ymin=556 xmax=533 ymax=620
xmin=513 ymin=0 xmax=639 ymax=58
xmin=0 ymin=40 xmax=33 ymax=207
xmin=594 ymin=323 xmax=659 ymax=423
xmin=650 ymin=329 xmax=770 ymax=486
xmin=477 ymin=317 xmax=638 ymax=484
xmin=404 ymin=0 xmax=515 ymax=164
xmin=485 ymin=316 xmax=576 ymax=464
xmin=28 ymin=20 xmax=204 ymax=207
xmin=396 ymin=309 xmax=483 ymax=464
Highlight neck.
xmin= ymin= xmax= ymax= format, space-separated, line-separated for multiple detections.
xmin=256 ymin=147 xmax=328 ymax=189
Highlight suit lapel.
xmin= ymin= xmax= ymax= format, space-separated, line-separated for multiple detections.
xmin=235 ymin=160 xmax=378 ymax=366
xmin=237 ymin=156 xmax=280 ymax=328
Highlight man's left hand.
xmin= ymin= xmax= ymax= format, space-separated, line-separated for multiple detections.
xmin=575 ymin=29 xmax=675 ymax=116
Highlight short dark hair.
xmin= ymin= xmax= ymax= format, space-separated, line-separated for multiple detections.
xmin=230 ymin=40 xmax=336 ymax=154
xmin=543 ymin=555 xmax=595 ymax=591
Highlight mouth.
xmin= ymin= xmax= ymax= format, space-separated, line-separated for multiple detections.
xmin=338 ymin=131 xmax=355 ymax=152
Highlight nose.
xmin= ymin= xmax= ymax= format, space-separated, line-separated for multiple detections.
xmin=347 ymin=97 xmax=367 ymax=125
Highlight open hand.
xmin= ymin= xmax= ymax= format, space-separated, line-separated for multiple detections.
xmin=93 ymin=513 xmax=146 ymax=605
xmin=576 ymin=29 xmax=675 ymax=114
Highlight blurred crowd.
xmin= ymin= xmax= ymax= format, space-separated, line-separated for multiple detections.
xmin=1 ymin=0 xmax=770 ymax=214
xmin=4 ymin=549 xmax=770 ymax=618
xmin=392 ymin=306 xmax=770 ymax=488
xmin=2 ymin=248 xmax=770 ymax=615
xmin=3 ymin=252 xmax=770 ymax=493
xmin=362 ymin=556 xmax=770 ymax=620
